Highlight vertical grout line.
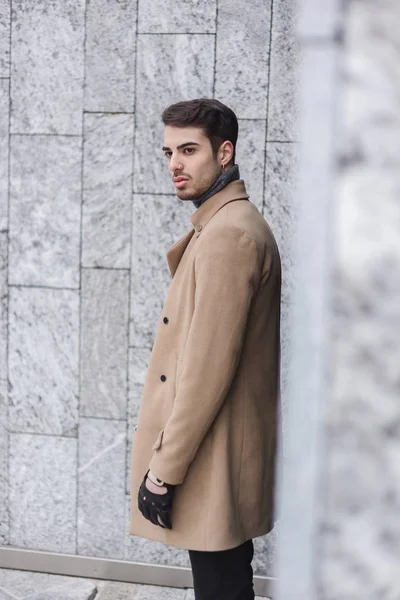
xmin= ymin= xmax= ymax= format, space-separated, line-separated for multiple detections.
xmin=212 ymin=0 xmax=218 ymax=97
xmin=76 ymin=0 xmax=89 ymax=557
xmin=5 ymin=0 xmax=13 ymax=546
xmin=262 ymin=0 xmax=274 ymax=217
xmin=124 ymin=0 xmax=140 ymax=554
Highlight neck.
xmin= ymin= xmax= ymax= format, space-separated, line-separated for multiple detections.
xmin=191 ymin=164 xmax=240 ymax=209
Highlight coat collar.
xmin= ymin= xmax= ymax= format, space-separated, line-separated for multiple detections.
xmin=166 ymin=179 xmax=249 ymax=278
xmin=191 ymin=179 xmax=249 ymax=236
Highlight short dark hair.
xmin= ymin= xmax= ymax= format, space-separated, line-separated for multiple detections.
xmin=161 ymin=98 xmax=238 ymax=163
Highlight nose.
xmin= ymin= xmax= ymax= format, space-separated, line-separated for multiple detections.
xmin=169 ymin=153 xmax=183 ymax=174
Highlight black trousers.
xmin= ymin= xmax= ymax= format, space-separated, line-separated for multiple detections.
xmin=188 ymin=539 xmax=255 ymax=600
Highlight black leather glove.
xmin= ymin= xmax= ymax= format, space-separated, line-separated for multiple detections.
xmin=138 ymin=470 xmax=175 ymax=529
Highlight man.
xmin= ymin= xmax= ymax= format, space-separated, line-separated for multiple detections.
xmin=129 ymin=98 xmax=281 ymax=599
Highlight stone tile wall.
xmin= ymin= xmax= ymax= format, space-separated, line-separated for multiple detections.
xmin=0 ymin=0 xmax=299 ymax=577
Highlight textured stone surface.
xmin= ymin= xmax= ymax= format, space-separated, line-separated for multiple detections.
xmin=0 ymin=78 xmax=9 ymax=231
xmin=126 ymin=346 xmax=151 ymax=494
xmin=236 ymin=120 xmax=266 ymax=212
xmin=8 ymin=287 xmax=79 ymax=435
xmin=264 ymin=142 xmax=299 ymax=303
xmin=85 ymin=0 xmax=136 ymax=112
xmin=82 ymin=113 xmax=134 ymax=268
xmin=133 ymin=34 xmax=214 ymax=193
xmin=130 ymin=194 xmax=193 ymax=347
xmin=8 ymin=433 xmax=76 ymax=552
xmin=96 ymin=581 xmax=142 ymax=600
xmin=125 ymin=496 xmax=190 ymax=567
xmin=138 ymin=0 xmax=216 ymax=33
xmin=268 ymin=7 xmax=301 ymax=141
xmin=0 ymin=0 xmax=10 ymax=76
xmin=318 ymin=3 xmax=400 ymax=599
xmin=78 ymin=417 xmax=126 ymax=559
xmin=0 ymin=568 xmax=101 ymax=600
xmin=215 ymin=0 xmax=271 ymax=119
xmin=135 ymin=586 xmax=186 ymax=600
xmin=0 ymin=233 xmax=6 ymax=381
xmin=253 ymin=527 xmax=278 ymax=577
xmin=11 ymin=0 xmax=85 ymax=134
xmin=80 ymin=269 xmax=129 ymax=419
xmin=0 ymin=379 xmax=8 ymax=545
xmin=9 ymin=135 xmax=81 ymax=287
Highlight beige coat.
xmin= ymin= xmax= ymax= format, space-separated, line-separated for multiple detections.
xmin=129 ymin=180 xmax=281 ymax=551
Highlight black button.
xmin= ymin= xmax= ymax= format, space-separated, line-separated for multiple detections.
xmin=163 ymin=317 xmax=169 ymax=324
xmin=160 ymin=375 xmax=167 ymax=382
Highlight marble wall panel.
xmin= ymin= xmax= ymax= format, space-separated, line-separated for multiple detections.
xmin=319 ymin=2 xmax=400 ymax=598
xmin=125 ymin=496 xmax=190 ymax=567
xmin=80 ymin=269 xmax=130 ymax=419
xmin=0 ymin=378 xmax=8 ymax=544
xmin=215 ymin=0 xmax=271 ymax=119
xmin=82 ymin=113 xmax=134 ymax=268
xmin=264 ymin=142 xmax=299 ymax=303
xmin=78 ymin=417 xmax=126 ymax=558
xmin=9 ymin=135 xmax=81 ymax=288
xmin=268 ymin=0 xmax=301 ymax=141
xmin=0 ymin=232 xmax=6 ymax=381
xmin=138 ymin=0 xmax=216 ymax=33
xmin=0 ymin=78 xmax=9 ymax=231
xmin=130 ymin=194 xmax=193 ymax=347
xmin=236 ymin=119 xmax=266 ymax=212
xmin=0 ymin=0 xmax=10 ymax=76
xmin=9 ymin=432 xmax=76 ymax=552
xmin=126 ymin=346 xmax=151 ymax=494
xmin=11 ymin=0 xmax=85 ymax=134
xmin=85 ymin=0 xmax=136 ymax=113
xmin=8 ymin=287 xmax=79 ymax=436
xmin=133 ymin=34 xmax=214 ymax=193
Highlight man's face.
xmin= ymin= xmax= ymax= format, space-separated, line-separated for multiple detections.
xmin=162 ymin=126 xmax=221 ymax=200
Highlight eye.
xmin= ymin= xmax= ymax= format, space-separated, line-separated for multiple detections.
xmin=184 ymin=147 xmax=195 ymax=154
xmin=164 ymin=151 xmax=172 ymax=158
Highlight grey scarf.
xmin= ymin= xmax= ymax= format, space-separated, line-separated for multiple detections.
xmin=191 ymin=164 xmax=240 ymax=209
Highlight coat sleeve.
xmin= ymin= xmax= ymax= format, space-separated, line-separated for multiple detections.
xmin=149 ymin=225 xmax=261 ymax=485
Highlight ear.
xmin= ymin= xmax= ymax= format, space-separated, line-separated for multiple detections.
xmin=219 ymin=140 xmax=234 ymax=167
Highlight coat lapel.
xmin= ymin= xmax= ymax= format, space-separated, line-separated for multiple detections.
xmin=166 ymin=228 xmax=194 ymax=278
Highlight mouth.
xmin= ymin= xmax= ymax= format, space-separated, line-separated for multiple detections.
xmin=173 ymin=177 xmax=189 ymax=189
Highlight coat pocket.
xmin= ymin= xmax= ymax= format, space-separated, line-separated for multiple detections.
xmin=152 ymin=429 xmax=164 ymax=451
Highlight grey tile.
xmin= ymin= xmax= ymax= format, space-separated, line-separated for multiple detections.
xmin=9 ymin=433 xmax=76 ymax=552
xmin=9 ymin=135 xmax=81 ymax=288
xmin=126 ymin=346 xmax=151 ymax=494
xmin=215 ymin=0 xmax=271 ymax=119
xmin=138 ymin=0 xmax=216 ymax=34
xmin=78 ymin=417 xmax=126 ymax=559
xmin=8 ymin=287 xmax=79 ymax=436
xmin=0 ymin=233 xmax=6 ymax=381
xmin=253 ymin=527 xmax=278 ymax=577
xmin=84 ymin=0 xmax=136 ymax=112
xmin=82 ymin=113 xmax=134 ymax=268
xmin=136 ymin=586 xmax=186 ymax=600
xmin=10 ymin=0 xmax=85 ymax=134
xmin=0 ymin=569 xmax=100 ymax=600
xmin=80 ymin=269 xmax=130 ymax=419
xmin=0 ymin=0 xmax=10 ymax=76
xmin=130 ymin=194 xmax=193 ymax=346
xmin=0 ymin=79 xmax=9 ymax=231
xmin=125 ymin=497 xmax=190 ymax=568
xmin=0 ymin=379 xmax=9 ymax=545
xmin=133 ymin=34 xmax=214 ymax=193
xmin=96 ymin=581 xmax=142 ymax=600
xmin=263 ymin=142 xmax=299 ymax=303
xmin=236 ymin=120 xmax=266 ymax=212
xmin=267 ymin=28 xmax=301 ymax=141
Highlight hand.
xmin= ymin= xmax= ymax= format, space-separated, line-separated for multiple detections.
xmin=138 ymin=470 xmax=175 ymax=529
